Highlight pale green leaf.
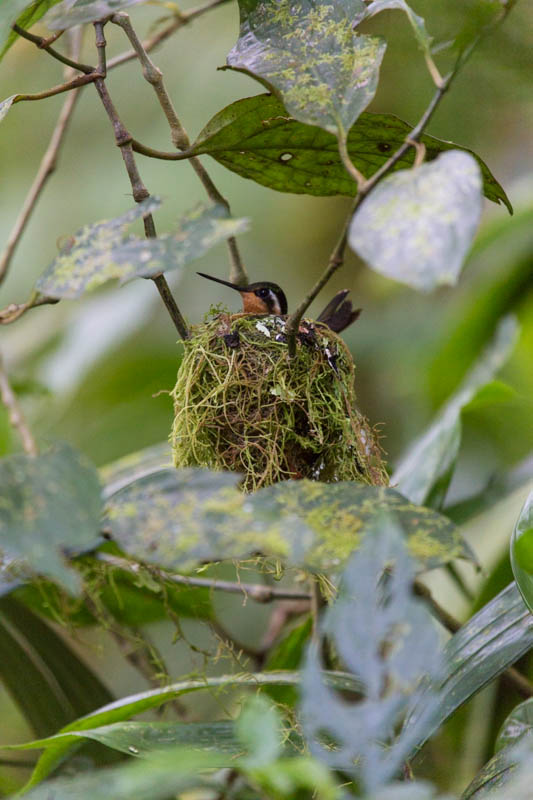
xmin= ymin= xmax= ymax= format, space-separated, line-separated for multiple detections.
xmin=44 ymin=0 xmax=148 ymax=30
xmin=510 ymin=490 xmax=533 ymax=613
xmin=349 ymin=150 xmax=483 ymax=291
xmin=365 ymin=0 xmax=432 ymax=53
xmin=227 ymin=0 xmax=386 ymax=136
xmin=0 ymin=1 xmax=62 ymax=60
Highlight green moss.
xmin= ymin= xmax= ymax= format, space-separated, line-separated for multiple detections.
xmin=171 ymin=313 xmax=387 ymax=492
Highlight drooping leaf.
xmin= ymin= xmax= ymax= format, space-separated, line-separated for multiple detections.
xmin=301 ymin=518 xmax=445 ymax=793
xmin=103 ymin=470 xmax=472 ymax=573
xmin=349 ymin=150 xmax=483 ymax=291
xmin=0 ymin=597 xmax=113 ymax=737
xmin=392 ymin=315 xmax=519 ymax=508
xmin=365 ymin=0 xmax=432 ymax=53
xmin=0 ymin=1 xmax=62 ymax=60
xmin=227 ymin=0 xmax=386 ymax=136
xmin=8 ymin=671 xmax=361 ymax=790
xmin=35 ymin=201 xmax=249 ymax=299
xmin=44 ymin=0 xmax=148 ymax=30
xmin=510 ymin=490 xmax=533 ymax=613
xmin=190 ymin=95 xmax=511 ymax=211
xmin=404 ymin=582 xmax=533 ymax=752
xmin=0 ymin=442 xmax=102 ymax=594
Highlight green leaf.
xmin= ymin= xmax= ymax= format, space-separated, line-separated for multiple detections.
xmin=349 ymin=150 xmax=483 ymax=291
xmin=404 ymin=582 xmax=533 ymax=752
xmin=301 ymin=517 xmax=445 ymax=793
xmin=43 ymin=0 xmax=148 ymax=30
xmin=100 ymin=441 xmax=173 ymax=500
xmin=461 ymin=379 xmax=517 ymax=413
xmin=7 ymin=671 xmax=361 ymax=790
xmin=0 ymin=442 xmax=102 ymax=594
xmin=460 ymin=747 xmax=516 ymax=799
xmin=104 ymin=471 xmax=472 ymax=573
xmin=190 ymin=95 xmax=511 ymax=211
xmin=496 ymin=698 xmax=533 ymax=753
xmin=35 ymin=201 xmax=249 ymax=300
xmin=365 ymin=0 xmax=432 ymax=53
xmin=392 ymin=315 xmax=519 ymax=507
xmin=0 ymin=1 xmax=62 ymax=61
xmin=0 ymin=597 xmax=113 ymax=737
xmin=510 ymin=490 xmax=533 ymax=612
xmin=236 ymin=696 xmax=282 ymax=767
xmin=227 ymin=0 xmax=386 ymax=136
xmin=0 ymin=1 xmax=34 ymax=51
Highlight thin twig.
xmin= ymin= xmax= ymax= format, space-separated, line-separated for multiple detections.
xmin=131 ymin=138 xmax=192 ymax=161
xmin=0 ymin=355 xmax=38 ymax=456
xmin=96 ymin=552 xmax=312 ymax=603
xmin=111 ymin=12 xmax=248 ymax=286
xmin=8 ymin=71 xmax=102 ymax=104
xmin=414 ymin=579 xmax=533 ymax=699
xmin=12 ymin=24 xmax=94 ymax=73
xmin=0 ymin=293 xmax=58 ymax=325
xmin=92 ymin=21 xmax=189 ymax=340
xmin=0 ymin=89 xmax=81 ymax=285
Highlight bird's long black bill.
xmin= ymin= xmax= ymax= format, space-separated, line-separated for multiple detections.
xmin=196 ymin=272 xmax=244 ymax=292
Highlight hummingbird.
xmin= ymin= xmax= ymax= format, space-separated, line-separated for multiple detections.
xmin=197 ymin=272 xmax=361 ymax=334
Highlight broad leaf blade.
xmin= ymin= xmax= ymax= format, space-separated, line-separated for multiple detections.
xmin=191 ymin=95 xmax=511 ymax=211
xmin=301 ymin=518 xmax=445 ymax=793
xmin=349 ymin=150 xmax=483 ymax=291
xmin=227 ymin=0 xmax=386 ymax=136
xmin=44 ymin=0 xmax=148 ymax=30
xmin=392 ymin=315 xmax=519 ymax=507
xmin=35 ymin=201 xmax=248 ymax=299
xmin=0 ymin=442 xmax=102 ymax=593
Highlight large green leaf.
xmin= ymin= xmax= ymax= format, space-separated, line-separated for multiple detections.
xmin=104 ymin=471 xmax=472 ymax=573
xmin=5 ymin=671 xmax=361 ymax=790
xmin=349 ymin=150 xmax=483 ymax=291
xmin=0 ymin=442 xmax=102 ymax=593
xmin=35 ymin=201 xmax=248 ymax=299
xmin=190 ymin=95 xmax=511 ymax=211
xmin=227 ymin=0 xmax=386 ymax=137
xmin=0 ymin=597 xmax=113 ymax=737
xmin=301 ymin=518 xmax=445 ymax=793
xmin=43 ymin=0 xmax=148 ymax=30
xmin=510 ymin=490 xmax=533 ymax=613
xmin=0 ymin=1 xmax=62 ymax=60
xmin=392 ymin=315 xmax=519 ymax=508
xmin=404 ymin=581 xmax=533 ymax=751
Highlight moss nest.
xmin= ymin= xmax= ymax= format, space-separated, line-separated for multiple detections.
xmin=171 ymin=313 xmax=387 ymax=492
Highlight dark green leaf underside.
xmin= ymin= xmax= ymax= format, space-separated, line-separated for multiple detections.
xmin=191 ymin=95 xmax=511 ymax=212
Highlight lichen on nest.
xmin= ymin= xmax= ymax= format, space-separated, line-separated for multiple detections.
xmin=171 ymin=312 xmax=387 ymax=492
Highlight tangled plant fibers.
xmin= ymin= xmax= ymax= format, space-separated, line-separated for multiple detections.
xmin=171 ymin=313 xmax=387 ymax=491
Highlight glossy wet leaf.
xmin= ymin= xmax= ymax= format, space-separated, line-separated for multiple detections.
xmin=404 ymin=582 xmax=533 ymax=752
xmin=461 ymin=747 xmax=516 ymax=799
xmin=227 ymin=0 xmax=386 ymax=136
xmin=0 ymin=1 xmax=62 ymax=59
xmin=392 ymin=315 xmax=519 ymax=507
xmin=9 ymin=671 xmax=361 ymax=790
xmin=190 ymin=95 xmax=511 ymax=211
xmin=104 ymin=470 xmax=471 ymax=573
xmin=510 ymin=490 xmax=533 ymax=612
xmin=365 ymin=0 xmax=432 ymax=53
xmin=0 ymin=442 xmax=102 ymax=594
xmin=349 ymin=150 xmax=483 ymax=291
xmin=35 ymin=201 xmax=248 ymax=299
xmin=301 ymin=518 xmax=445 ymax=793
xmin=44 ymin=0 xmax=147 ymax=29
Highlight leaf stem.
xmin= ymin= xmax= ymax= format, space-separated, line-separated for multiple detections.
xmin=111 ymin=12 xmax=248 ymax=286
xmin=337 ymin=133 xmax=366 ymax=189
xmin=92 ymin=22 xmax=189 ymax=340
xmin=0 ymin=354 xmax=38 ymax=456
xmin=96 ymin=552 xmax=312 ymax=603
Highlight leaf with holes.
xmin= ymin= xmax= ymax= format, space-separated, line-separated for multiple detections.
xmin=35 ymin=201 xmax=248 ymax=299
xmin=300 ymin=517 xmax=445 ymax=793
xmin=227 ymin=0 xmax=386 ymax=136
xmin=349 ymin=150 xmax=484 ymax=291
xmin=190 ymin=94 xmax=511 ymax=211
xmin=0 ymin=443 xmax=101 ymax=594
xmin=43 ymin=0 xmax=147 ymax=30
xmin=392 ymin=316 xmax=518 ymax=507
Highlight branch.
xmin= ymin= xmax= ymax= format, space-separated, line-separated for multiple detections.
xmin=0 ymin=293 xmax=58 ymax=325
xmin=0 ymin=355 xmax=38 ymax=456
xmin=111 ymin=12 xmax=248 ymax=286
xmin=92 ymin=22 xmax=189 ymax=341
xmin=8 ymin=70 xmax=102 ymax=104
xmin=12 ymin=24 xmax=94 ymax=73
xmin=96 ymin=552 xmax=312 ymax=604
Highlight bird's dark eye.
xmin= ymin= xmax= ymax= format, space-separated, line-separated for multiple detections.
xmin=256 ymin=288 xmax=269 ymax=299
